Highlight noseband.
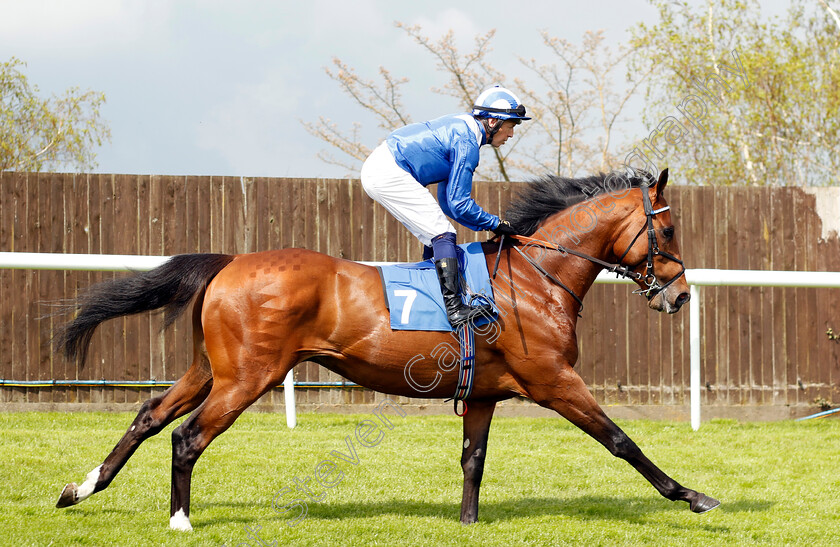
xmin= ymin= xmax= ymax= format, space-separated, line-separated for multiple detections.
xmin=498 ymin=187 xmax=685 ymax=313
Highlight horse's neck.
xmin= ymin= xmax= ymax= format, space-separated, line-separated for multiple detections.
xmin=531 ymin=200 xmax=635 ymax=298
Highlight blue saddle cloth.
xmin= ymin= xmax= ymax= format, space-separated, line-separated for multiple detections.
xmin=378 ymin=242 xmax=497 ymax=331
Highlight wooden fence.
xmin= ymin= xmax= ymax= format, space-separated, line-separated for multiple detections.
xmin=1 ymin=172 xmax=838 ymax=414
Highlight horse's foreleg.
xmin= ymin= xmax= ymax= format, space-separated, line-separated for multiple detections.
xmin=460 ymin=400 xmax=496 ymax=524
xmin=527 ymin=364 xmax=719 ymax=514
xmin=56 ymin=354 xmax=213 ymax=509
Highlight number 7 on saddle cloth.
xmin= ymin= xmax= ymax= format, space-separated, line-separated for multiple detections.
xmin=376 ymin=242 xmax=498 ymax=331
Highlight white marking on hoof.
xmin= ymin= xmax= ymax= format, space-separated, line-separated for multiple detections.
xmin=170 ymin=508 xmax=193 ymax=531
xmin=75 ymin=464 xmax=102 ymax=502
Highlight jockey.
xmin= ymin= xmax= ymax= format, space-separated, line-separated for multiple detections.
xmin=361 ymin=85 xmax=529 ymax=327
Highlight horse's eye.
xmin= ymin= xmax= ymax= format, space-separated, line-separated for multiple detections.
xmin=662 ymin=226 xmax=675 ymax=239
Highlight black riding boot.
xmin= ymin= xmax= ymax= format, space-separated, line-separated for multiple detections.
xmin=434 ymin=257 xmax=493 ymax=327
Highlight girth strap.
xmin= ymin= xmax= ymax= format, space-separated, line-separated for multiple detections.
xmin=451 ymin=321 xmax=476 ymax=417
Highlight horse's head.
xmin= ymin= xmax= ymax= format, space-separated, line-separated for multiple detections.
xmin=612 ymin=169 xmax=689 ymax=314
xmin=503 ymin=169 xmax=690 ymax=314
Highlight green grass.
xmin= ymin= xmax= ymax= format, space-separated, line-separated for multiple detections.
xmin=1 ymin=410 xmax=839 ymax=546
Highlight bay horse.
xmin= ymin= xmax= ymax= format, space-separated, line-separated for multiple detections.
xmin=54 ymin=168 xmax=719 ymax=531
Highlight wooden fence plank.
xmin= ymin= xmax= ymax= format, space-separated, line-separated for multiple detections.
xmin=794 ymin=190 xmax=816 ymax=403
xmin=147 ymin=176 xmax=165 ymax=385
xmin=72 ymin=175 xmax=91 ymax=402
xmin=21 ymin=173 xmax=34 ymax=402
xmin=35 ymin=173 xmax=53 ymax=404
xmin=56 ymin=174 xmax=76 ymax=402
xmin=134 ymin=175 xmax=152 ymax=400
xmin=55 ymin=175 xmax=76 ymax=403
xmin=0 ymin=174 xmax=11 ymax=404
xmin=118 ymin=175 xmax=139 ymax=403
xmin=667 ymin=187 xmax=687 ymax=404
xmin=9 ymin=174 xmax=27 ymax=402
xmin=744 ymin=189 xmax=764 ymax=404
xmin=769 ymin=190 xmax=786 ymax=405
xmin=756 ymin=189 xmax=775 ymax=404
xmin=711 ymin=186 xmax=729 ymax=404
xmin=100 ymin=174 xmax=120 ymax=404
xmin=87 ymin=175 xmax=104 ymax=401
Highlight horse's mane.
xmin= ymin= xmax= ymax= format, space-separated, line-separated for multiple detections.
xmin=505 ymin=170 xmax=656 ymax=236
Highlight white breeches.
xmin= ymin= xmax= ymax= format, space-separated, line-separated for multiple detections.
xmin=360 ymin=142 xmax=455 ymax=247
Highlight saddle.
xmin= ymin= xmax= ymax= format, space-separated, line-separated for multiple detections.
xmin=376 ymin=242 xmax=497 ymax=415
xmin=376 ymin=242 xmax=496 ymax=331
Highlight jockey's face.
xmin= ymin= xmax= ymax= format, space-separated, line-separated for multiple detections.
xmin=489 ymin=119 xmax=519 ymax=148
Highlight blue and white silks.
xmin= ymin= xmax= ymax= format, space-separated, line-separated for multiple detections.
xmin=386 ymin=114 xmax=500 ymax=232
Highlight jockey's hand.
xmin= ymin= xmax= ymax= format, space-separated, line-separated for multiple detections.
xmin=492 ymin=219 xmax=519 ymax=237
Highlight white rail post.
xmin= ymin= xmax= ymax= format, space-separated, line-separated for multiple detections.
xmin=690 ymin=284 xmax=701 ymax=431
xmin=283 ymin=370 xmax=296 ymax=428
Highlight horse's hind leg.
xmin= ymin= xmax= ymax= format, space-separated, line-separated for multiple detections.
xmin=168 ymin=374 xmax=276 ymax=532
xmin=57 ymin=306 xmax=213 ymax=508
xmin=526 ymin=363 xmax=719 ymax=513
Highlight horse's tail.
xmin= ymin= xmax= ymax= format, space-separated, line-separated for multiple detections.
xmin=56 ymin=253 xmax=234 ymax=366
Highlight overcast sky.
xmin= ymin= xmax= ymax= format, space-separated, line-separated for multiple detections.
xmin=0 ymin=0 xmax=789 ymax=178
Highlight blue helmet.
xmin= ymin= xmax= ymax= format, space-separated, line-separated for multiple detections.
xmin=472 ymin=85 xmax=531 ymax=121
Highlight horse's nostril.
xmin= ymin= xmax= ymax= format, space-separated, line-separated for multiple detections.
xmin=676 ymin=292 xmax=690 ymax=306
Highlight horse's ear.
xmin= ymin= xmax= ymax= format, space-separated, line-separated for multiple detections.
xmin=654 ymin=168 xmax=669 ymax=198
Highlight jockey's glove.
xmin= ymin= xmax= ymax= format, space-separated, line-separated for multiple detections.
xmin=493 ymin=219 xmax=519 ymax=237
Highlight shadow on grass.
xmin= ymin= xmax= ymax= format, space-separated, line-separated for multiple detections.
xmin=197 ymin=495 xmax=775 ymax=528
xmin=717 ymin=499 xmax=776 ymax=513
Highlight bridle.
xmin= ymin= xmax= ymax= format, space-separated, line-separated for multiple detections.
xmin=494 ymin=186 xmax=685 ymax=313
xmin=617 ymin=184 xmax=686 ymax=298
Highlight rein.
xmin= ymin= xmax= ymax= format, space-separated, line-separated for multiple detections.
xmin=495 ymin=188 xmax=685 ymax=312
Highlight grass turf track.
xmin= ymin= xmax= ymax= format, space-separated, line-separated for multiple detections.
xmin=1 ymin=410 xmax=838 ymax=546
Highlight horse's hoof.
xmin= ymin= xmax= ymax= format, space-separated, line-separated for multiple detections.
xmin=690 ymin=493 xmax=720 ymax=513
xmin=56 ymin=483 xmax=78 ymax=508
